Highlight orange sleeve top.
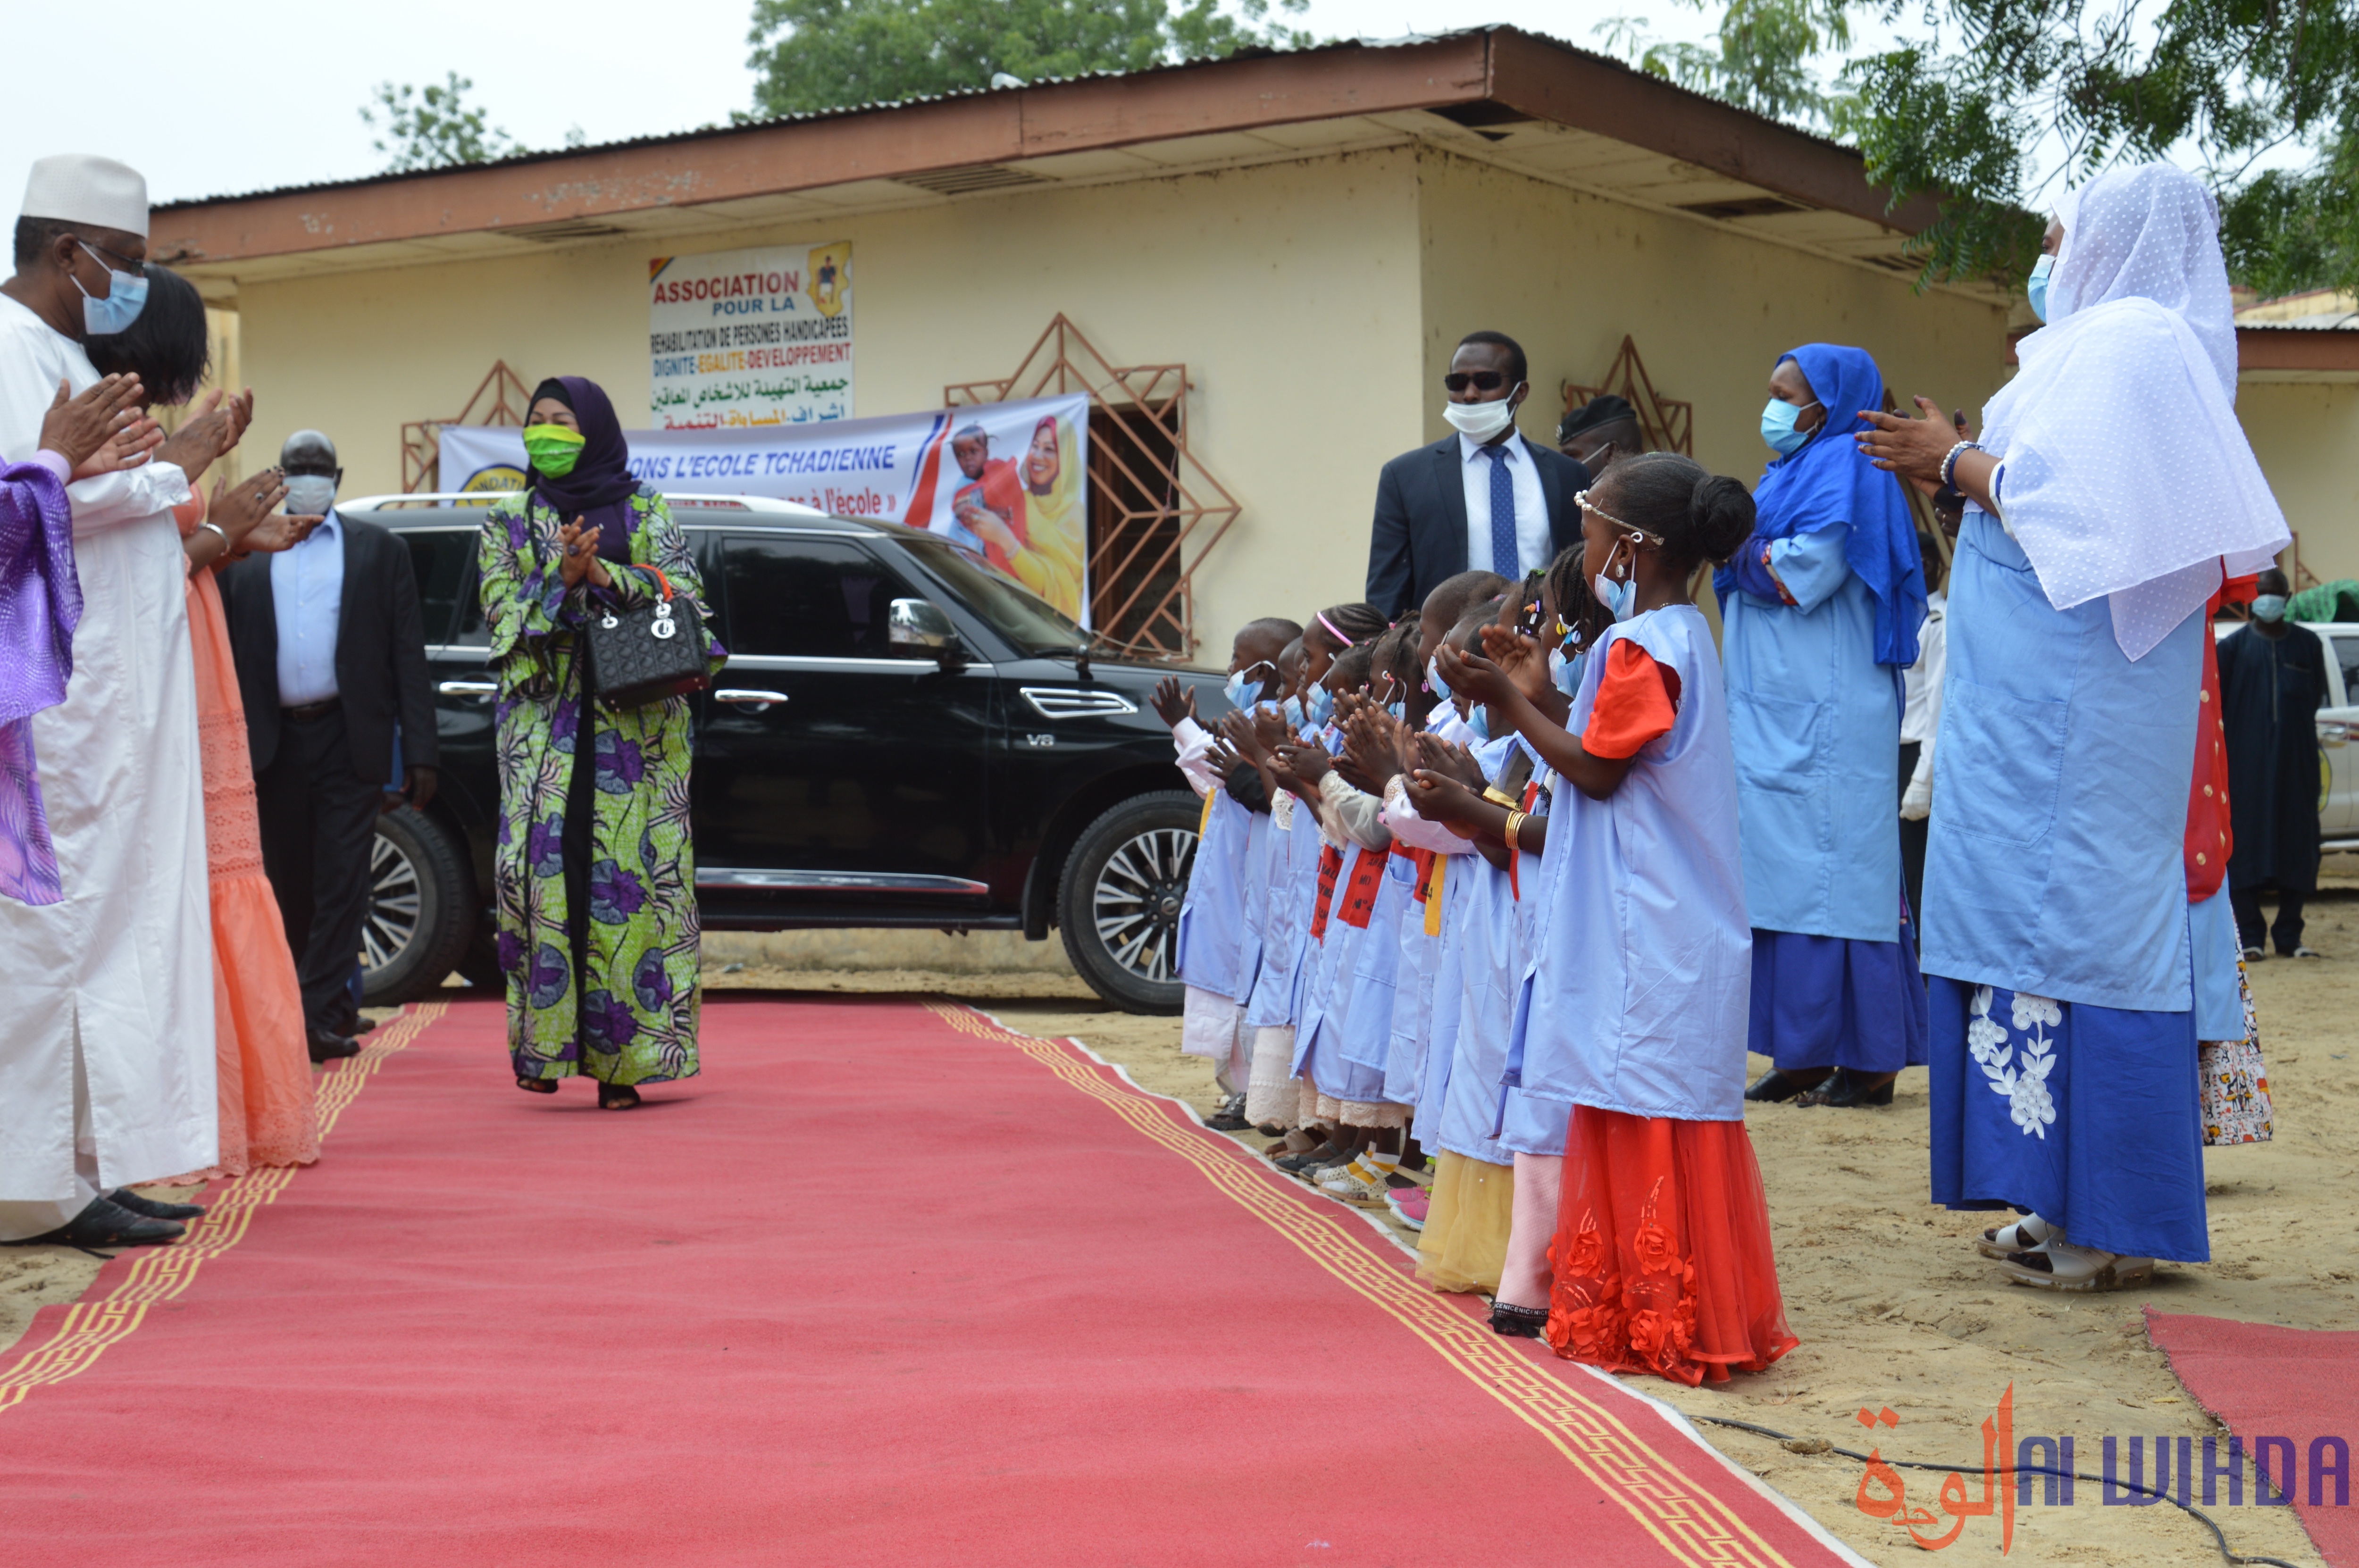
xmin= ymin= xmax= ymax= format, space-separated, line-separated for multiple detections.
xmin=1581 ymin=641 xmax=1683 ymax=760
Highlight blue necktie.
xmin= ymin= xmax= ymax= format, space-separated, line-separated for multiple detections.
xmin=1483 ymin=443 xmax=1518 ymax=576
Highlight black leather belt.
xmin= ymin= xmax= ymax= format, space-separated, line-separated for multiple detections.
xmin=282 ymin=699 xmax=339 ymax=722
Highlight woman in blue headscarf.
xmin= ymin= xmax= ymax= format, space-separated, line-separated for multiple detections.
xmin=1720 ymin=344 xmax=1930 ymax=1108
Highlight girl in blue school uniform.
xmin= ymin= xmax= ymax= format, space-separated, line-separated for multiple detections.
xmin=1441 ymin=452 xmax=1798 ymax=1385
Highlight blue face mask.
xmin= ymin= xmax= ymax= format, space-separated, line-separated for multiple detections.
xmin=1759 ymin=397 xmax=1820 ymax=457
xmin=1281 ymin=695 xmax=1306 ymax=732
xmin=75 ymin=243 xmax=149 ymax=336
xmin=1222 ymin=662 xmax=1271 ymax=710
xmin=1549 ymin=647 xmax=1586 ymax=696
xmin=2252 ymin=593 xmax=2289 ymax=623
xmin=1304 ymin=684 xmax=1335 ymax=726
xmin=1424 ymin=654 xmax=1451 ymax=702
xmin=2026 ymin=253 xmax=2055 ymax=323
xmin=1465 ymin=704 xmax=1490 ymax=742
xmin=1386 ymin=699 xmax=1405 ymax=721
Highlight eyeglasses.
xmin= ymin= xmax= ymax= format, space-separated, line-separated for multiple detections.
xmin=77 ymin=238 xmax=146 ymax=278
xmin=1442 ymin=371 xmax=1509 ymax=393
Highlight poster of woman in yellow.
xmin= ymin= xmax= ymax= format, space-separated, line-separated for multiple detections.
xmin=991 ymin=415 xmax=1086 ymax=622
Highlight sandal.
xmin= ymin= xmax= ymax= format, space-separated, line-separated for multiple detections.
xmin=596 ymin=1083 xmax=642 ymax=1110
xmin=516 ymin=1076 xmax=557 ymax=1095
xmin=1490 ymin=1301 xmax=1549 ymax=1338
xmin=2000 ymin=1238 xmax=2153 ymax=1292
xmin=1976 ymin=1213 xmax=2054 ymax=1261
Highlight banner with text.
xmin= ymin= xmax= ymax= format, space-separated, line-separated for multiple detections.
xmin=437 ymin=393 xmax=1091 ymax=623
xmin=648 ymin=241 xmax=853 ymax=429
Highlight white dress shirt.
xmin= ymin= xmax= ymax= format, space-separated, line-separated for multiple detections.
xmin=271 ymin=509 xmax=343 ymax=705
xmin=1459 ymin=431 xmax=1552 ymax=579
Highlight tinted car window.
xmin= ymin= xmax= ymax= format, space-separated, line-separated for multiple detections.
xmin=723 ymin=535 xmax=914 ymax=658
xmin=2332 ymin=635 xmax=2359 ymax=706
xmin=895 ymin=531 xmax=1082 ymax=655
xmin=402 ymin=528 xmax=477 ymax=645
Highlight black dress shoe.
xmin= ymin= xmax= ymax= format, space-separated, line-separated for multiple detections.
xmin=308 ymin=1029 xmax=361 ymax=1063
xmin=352 ymin=1017 xmax=379 ymax=1036
xmin=108 ymin=1188 xmax=205 ymax=1221
xmin=1744 ymin=1068 xmax=1832 ymax=1103
xmin=1796 ymin=1069 xmax=1897 ymax=1108
xmin=11 ymin=1197 xmax=183 ymax=1249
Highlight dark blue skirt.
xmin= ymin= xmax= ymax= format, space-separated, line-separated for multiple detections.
xmin=1749 ymin=921 xmax=1930 ymax=1074
xmin=1927 ymin=977 xmax=2209 ymax=1262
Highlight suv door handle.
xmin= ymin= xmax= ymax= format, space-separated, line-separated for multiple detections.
xmin=438 ymin=680 xmax=496 ymax=699
xmin=716 ymin=688 xmax=790 ymax=710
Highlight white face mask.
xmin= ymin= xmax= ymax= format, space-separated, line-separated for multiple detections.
xmin=1444 ymin=395 xmax=1520 ymax=443
xmin=283 ymin=474 xmax=337 ymax=516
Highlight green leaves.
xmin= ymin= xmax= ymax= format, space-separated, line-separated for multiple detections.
xmin=360 ymin=73 xmax=515 ymax=173
xmin=744 ymin=0 xmax=1310 ymax=120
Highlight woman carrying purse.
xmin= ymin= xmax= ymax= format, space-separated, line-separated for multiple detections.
xmin=478 ymin=376 xmax=722 ymax=1108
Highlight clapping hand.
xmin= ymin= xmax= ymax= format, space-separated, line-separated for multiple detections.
xmin=1435 ymin=642 xmax=1514 ymax=711
xmin=1274 ymin=737 xmax=1330 ymax=788
xmin=1855 ymin=396 xmax=1963 ymax=495
xmin=1415 ymin=731 xmax=1489 ymax=792
xmin=555 ymin=517 xmax=612 ymax=590
xmin=208 ymin=468 xmax=292 ymax=554
xmin=39 ymin=375 xmax=160 ymax=476
xmin=1151 ymin=676 xmax=1196 ymax=728
xmin=156 ymin=387 xmax=254 ymax=486
xmin=1476 ymin=624 xmax=1552 ymax=701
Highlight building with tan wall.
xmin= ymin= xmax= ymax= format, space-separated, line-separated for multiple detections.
xmin=152 ymin=27 xmax=2354 ymax=659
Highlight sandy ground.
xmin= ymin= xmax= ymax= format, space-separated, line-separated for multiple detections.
xmin=7 ymin=908 xmax=2352 ymax=1568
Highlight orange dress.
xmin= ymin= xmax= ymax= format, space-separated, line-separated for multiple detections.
xmin=171 ymin=498 xmax=320 ymax=1179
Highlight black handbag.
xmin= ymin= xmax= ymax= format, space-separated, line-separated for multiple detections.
xmin=581 ymin=567 xmax=716 ymax=709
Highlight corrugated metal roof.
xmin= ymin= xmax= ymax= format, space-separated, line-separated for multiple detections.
xmin=152 ymin=26 xmax=1856 ymax=213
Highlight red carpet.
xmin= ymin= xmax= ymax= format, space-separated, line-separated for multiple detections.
xmin=0 ymin=997 xmax=1860 ymax=1567
xmin=2147 ymin=1308 xmax=2359 ymax=1566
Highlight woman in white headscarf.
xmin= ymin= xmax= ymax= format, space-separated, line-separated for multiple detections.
xmin=1857 ymin=162 xmax=2288 ymax=1291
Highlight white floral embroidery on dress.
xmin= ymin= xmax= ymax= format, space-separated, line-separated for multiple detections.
xmin=1977 ymin=989 xmax=2060 ymax=1139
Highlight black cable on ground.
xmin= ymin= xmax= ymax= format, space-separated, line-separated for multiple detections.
xmin=1688 ymin=1412 xmax=2305 ymax=1568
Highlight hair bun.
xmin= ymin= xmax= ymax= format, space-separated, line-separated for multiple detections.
xmin=1689 ymin=475 xmax=1757 ymax=566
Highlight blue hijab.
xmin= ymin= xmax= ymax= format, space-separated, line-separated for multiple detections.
xmin=1728 ymin=343 xmax=1926 ymax=667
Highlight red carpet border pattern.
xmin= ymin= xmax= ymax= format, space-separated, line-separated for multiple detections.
xmin=926 ymin=1001 xmax=1812 ymax=1568
xmin=0 ymin=1002 xmax=450 ymax=1415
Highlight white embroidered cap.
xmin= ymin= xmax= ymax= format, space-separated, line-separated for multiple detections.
xmin=20 ymin=154 xmax=149 ymax=238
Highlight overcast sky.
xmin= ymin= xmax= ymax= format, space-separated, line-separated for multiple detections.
xmin=0 ymin=2 xmax=1724 ymax=206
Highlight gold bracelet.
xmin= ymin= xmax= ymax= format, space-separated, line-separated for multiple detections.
xmin=1504 ymin=809 xmax=1527 ymax=852
xmin=1482 ymin=785 xmax=1517 ymax=808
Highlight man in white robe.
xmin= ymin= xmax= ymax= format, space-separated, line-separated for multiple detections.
xmin=0 ymin=155 xmax=249 ymax=1247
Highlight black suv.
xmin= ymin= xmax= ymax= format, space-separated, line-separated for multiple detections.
xmin=352 ymin=492 xmax=1223 ymax=1013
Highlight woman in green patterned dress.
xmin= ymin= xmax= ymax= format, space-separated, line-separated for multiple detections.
xmin=477 ymin=376 xmax=722 ymax=1108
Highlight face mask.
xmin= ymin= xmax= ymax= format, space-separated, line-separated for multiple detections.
xmin=1592 ymin=538 xmax=1640 ymax=623
xmin=74 ymin=243 xmax=149 ymax=336
xmin=1386 ymin=699 xmax=1405 ymax=721
xmin=1443 ymin=394 xmax=1520 ymax=443
xmin=1305 ymin=684 xmax=1335 ymax=726
xmin=2026 ymin=254 xmax=2055 ymax=323
xmin=2252 ymin=593 xmax=2289 ymax=623
xmin=283 ymin=474 xmax=337 ymax=516
xmin=1222 ymin=667 xmax=1259 ymax=709
xmin=1281 ymin=695 xmax=1306 ymax=732
xmin=1425 ymin=654 xmax=1452 ymax=703
xmin=1546 ymin=647 xmax=1577 ymax=695
xmin=524 ymin=423 xmax=586 ymax=477
xmin=1759 ymin=397 xmax=1820 ymax=457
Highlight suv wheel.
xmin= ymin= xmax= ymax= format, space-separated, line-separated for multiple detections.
xmin=1057 ymin=790 xmax=1199 ymax=1015
xmin=359 ymin=808 xmax=476 ymax=1006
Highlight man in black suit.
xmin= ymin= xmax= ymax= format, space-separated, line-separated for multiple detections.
xmin=1365 ymin=331 xmax=1593 ymax=619
xmin=216 ymin=431 xmax=439 ymax=1060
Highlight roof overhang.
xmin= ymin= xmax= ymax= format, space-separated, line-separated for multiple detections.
xmin=153 ymin=29 xmax=1973 ymax=301
xmin=2234 ymin=325 xmax=2359 ymax=383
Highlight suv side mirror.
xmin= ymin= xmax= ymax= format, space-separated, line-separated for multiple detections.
xmin=889 ymin=597 xmax=962 ymax=659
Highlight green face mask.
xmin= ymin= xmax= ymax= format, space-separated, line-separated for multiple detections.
xmin=523 ymin=423 xmax=585 ymax=478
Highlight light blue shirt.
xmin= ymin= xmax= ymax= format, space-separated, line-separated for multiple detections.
xmin=270 ymin=509 xmax=343 ymax=705
xmin=1719 ymin=523 xmax=1905 ymax=942
xmin=1459 ymin=432 xmax=1551 ymax=578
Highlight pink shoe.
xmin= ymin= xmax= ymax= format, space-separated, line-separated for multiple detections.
xmin=1387 ymin=1189 xmax=1429 ymax=1229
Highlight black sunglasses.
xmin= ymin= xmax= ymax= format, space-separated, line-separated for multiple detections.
xmin=1442 ymin=370 xmax=1510 ymax=393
